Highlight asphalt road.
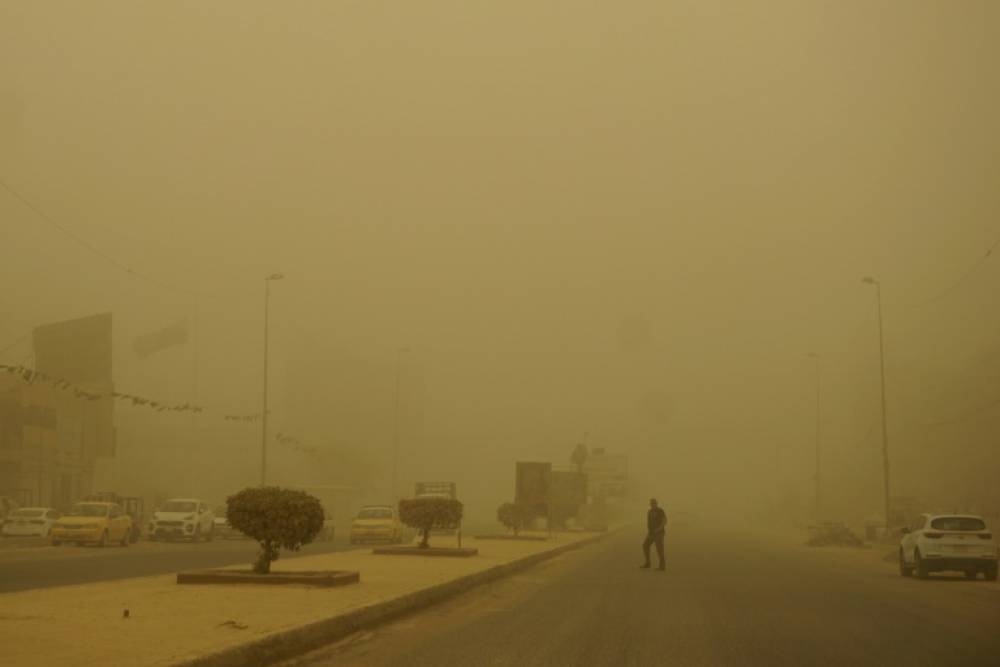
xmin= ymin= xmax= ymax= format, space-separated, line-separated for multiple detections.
xmin=287 ymin=522 xmax=1000 ymax=667
xmin=0 ymin=535 xmax=353 ymax=593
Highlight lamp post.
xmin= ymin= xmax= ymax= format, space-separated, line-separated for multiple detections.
xmin=261 ymin=273 xmax=284 ymax=486
xmin=806 ymin=352 xmax=821 ymax=519
xmin=862 ymin=276 xmax=891 ymax=532
xmin=391 ymin=347 xmax=411 ymax=501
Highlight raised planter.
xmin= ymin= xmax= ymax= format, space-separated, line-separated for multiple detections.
xmin=473 ymin=534 xmax=548 ymax=541
xmin=176 ymin=569 xmax=360 ymax=587
xmin=372 ymin=546 xmax=478 ymax=557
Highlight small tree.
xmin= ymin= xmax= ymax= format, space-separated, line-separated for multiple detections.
xmin=226 ymin=486 xmax=325 ymax=573
xmin=398 ymin=497 xmax=463 ymax=548
xmin=497 ymin=502 xmax=533 ymax=536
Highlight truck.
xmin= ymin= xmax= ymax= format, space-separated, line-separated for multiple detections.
xmin=414 ymin=481 xmax=457 ymax=499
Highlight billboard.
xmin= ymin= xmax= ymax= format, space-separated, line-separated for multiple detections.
xmin=515 ymin=461 xmax=551 ymax=517
xmin=33 ymin=313 xmax=112 ymax=383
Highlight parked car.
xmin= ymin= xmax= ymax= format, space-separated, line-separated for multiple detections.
xmin=50 ymin=502 xmax=132 ymax=547
xmin=899 ymin=513 xmax=998 ymax=581
xmin=0 ymin=496 xmax=19 ymax=522
xmin=2 ymin=507 xmax=61 ymax=537
xmin=84 ymin=492 xmax=144 ymax=543
xmin=149 ymin=498 xmax=215 ymax=541
xmin=211 ymin=507 xmax=247 ymax=540
xmin=350 ymin=505 xmax=402 ymax=544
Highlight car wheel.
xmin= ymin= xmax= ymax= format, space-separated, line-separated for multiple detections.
xmin=193 ymin=526 xmax=201 ymax=543
xmin=205 ymin=526 xmax=214 ymax=542
xmin=898 ymin=549 xmax=913 ymax=577
xmin=964 ymin=570 xmax=977 ymax=580
xmin=915 ymin=550 xmax=929 ymax=579
xmin=120 ymin=530 xmax=129 ymax=547
xmin=986 ymin=566 xmax=998 ymax=582
xmin=98 ymin=531 xmax=108 ymax=548
xmin=51 ymin=539 xmax=61 ymax=546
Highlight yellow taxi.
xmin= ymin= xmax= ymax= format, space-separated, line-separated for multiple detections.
xmin=350 ymin=505 xmax=402 ymax=544
xmin=50 ymin=501 xmax=133 ymax=547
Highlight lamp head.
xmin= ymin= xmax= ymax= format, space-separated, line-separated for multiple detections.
xmin=266 ymin=273 xmax=285 ymax=281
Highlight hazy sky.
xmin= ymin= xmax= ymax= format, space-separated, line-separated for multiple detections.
xmin=2 ymin=1 xmax=998 ymax=518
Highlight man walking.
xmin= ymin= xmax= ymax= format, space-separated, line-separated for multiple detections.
xmin=641 ymin=498 xmax=667 ymax=570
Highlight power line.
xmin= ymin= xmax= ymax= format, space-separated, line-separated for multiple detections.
xmin=907 ymin=234 xmax=1000 ymax=308
xmin=1 ymin=178 xmax=204 ymax=297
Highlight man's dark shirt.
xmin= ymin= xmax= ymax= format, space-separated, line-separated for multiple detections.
xmin=647 ymin=507 xmax=667 ymax=534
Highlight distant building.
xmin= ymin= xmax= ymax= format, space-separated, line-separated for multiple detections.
xmin=0 ymin=313 xmax=115 ymax=509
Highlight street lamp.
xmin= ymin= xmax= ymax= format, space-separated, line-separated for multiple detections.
xmin=391 ymin=347 xmax=411 ymax=501
xmin=261 ymin=273 xmax=284 ymax=486
xmin=806 ymin=352 xmax=821 ymax=519
xmin=862 ymin=276 xmax=891 ymax=532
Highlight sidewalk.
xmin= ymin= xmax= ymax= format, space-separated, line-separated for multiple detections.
xmin=0 ymin=530 xmax=608 ymax=667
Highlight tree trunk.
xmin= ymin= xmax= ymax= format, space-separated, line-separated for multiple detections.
xmin=254 ymin=541 xmax=275 ymax=573
xmin=419 ymin=527 xmax=430 ymax=548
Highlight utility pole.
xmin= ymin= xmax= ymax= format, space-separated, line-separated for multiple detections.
xmin=806 ymin=352 xmax=821 ymax=519
xmin=261 ymin=273 xmax=284 ymax=486
xmin=391 ymin=347 xmax=410 ymax=501
xmin=863 ymin=276 xmax=891 ymax=533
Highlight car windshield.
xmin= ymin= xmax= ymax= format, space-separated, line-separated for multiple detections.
xmin=930 ymin=517 xmax=986 ymax=531
xmin=358 ymin=508 xmax=393 ymax=519
xmin=12 ymin=508 xmax=45 ymax=518
xmin=70 ymin=504 xmax=109 ymax=517
xmin=161 ymin=501 xmax=197 ymax=513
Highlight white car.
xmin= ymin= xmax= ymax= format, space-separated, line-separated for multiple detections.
xmin=148 ymin=498 xmax=215 ymax=542
xmin=1 ymin=507 xmax=61 ymax=537
xmin=211 ymin=509 xmax=248 ymax=540
xmin=899 ymin=513 xmax=998 ymax=581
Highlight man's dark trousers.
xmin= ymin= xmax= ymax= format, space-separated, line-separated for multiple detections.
xmin=643 ymin=530 xmax=665 ymax=568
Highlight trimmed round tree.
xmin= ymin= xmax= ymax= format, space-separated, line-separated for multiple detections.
xmin=226 ymin=486 xmax=325 ymax=573
xmin=398 ymin=497 xmax=463 ymax=548
xmin=497 ymin=502 xmax=532 ymax=536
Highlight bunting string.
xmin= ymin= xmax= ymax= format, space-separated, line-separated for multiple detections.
xmin=0 ymin=363 xmax=313 ymax=452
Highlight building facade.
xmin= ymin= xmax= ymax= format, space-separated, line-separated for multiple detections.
xmin=0 ymin=313 xmax=115 ymax=509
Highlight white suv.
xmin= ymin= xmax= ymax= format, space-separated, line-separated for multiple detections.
xmin=899 ymin=513 xmax=998 ymax=581
xmin=149 ymin=498 xmax=215 ymax=542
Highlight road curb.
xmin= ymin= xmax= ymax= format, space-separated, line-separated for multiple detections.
xmin=172 ymin=530 xmax=614 ymax=667
xmin=177 ymin=569 xmax=360 ymax=587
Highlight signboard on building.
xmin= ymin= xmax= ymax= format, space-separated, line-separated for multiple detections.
xmin=583 ymin=449 xmax=628 ymax=499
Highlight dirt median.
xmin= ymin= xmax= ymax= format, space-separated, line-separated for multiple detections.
xmin=0 ymin=530 xmax=611 ymax=667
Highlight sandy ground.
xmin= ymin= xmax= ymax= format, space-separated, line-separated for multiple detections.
xmin=0 ymin=531 xmax=595 ymax=667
